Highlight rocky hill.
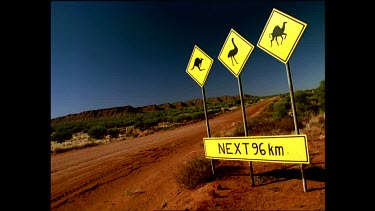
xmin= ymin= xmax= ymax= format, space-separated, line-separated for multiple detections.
xmin=51 ymin=94 xmax=255 ymax=126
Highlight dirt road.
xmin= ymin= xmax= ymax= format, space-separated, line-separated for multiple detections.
xmin=51 ymin=96 xmax=325 ymax=210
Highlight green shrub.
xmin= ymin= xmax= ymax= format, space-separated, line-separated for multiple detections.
xmin=72 ymin=126 xmax=83 ymax=133
xmin=314 ymin=80 xmax=325 ymax=112
xmin=108 ymin=127 xmax=120 ymax=138
xmin=143 ymin=117 xmax=160 ymax=129
xmin=273 ymin=100 xmax=290 ymax=119
xmin=174 ymin=156 xmax=214 ymax=190
xmin=51 ymin=131 xmax=72 ymax=143
xmin=134 ymin=120 xmax=144 ymax=129
xmin=88 ymin=125 xmax=107 ymax=139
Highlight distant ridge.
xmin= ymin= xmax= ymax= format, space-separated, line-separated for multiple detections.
xmin=172 ymin=101 xmax=188 ymax=108
xmin=51 ymin=94 xmax=255 ymax=125
xmin=138 ymin=104 xmax=163 ymax=112
xmin=159 ymin=103 xmax=176 ymax=110
xmin=52 ymin=105 xmax=138 ymax=123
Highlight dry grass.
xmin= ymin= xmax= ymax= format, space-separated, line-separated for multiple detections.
xmin=174 ymin=156 xmax=215 ymax=190
xmin=124 ymin=187 xmax=144 ymax=196
xmin=173 ymin=112 xmax=325 ymax=191
xmin=51 ymin=132 xmax=120 ymax=154
xmin=300 ymin=113 xmax=325 ymax=141
xmin=51 ymin=127 xmax=147 ymax=154
xmin=51 ymin=108 xmax=325 ymax=156
xmin=51 ymin=124 xmax=182 ymax=154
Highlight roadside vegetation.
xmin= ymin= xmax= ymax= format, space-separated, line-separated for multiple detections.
xmin=51 ymin=95 xmax=261 ymax=154
xmin=174 ymin=80 xmax=325 ymax=190
xmin=51 ymin=80 xmax=325 ymax=157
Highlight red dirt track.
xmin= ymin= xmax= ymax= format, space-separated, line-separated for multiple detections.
xmin=51 ymin=97 xmax=325 ymax=210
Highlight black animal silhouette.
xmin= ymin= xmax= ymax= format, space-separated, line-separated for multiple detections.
xmin=191 ymin=58 xmax=204 ymax=71
xmin=269 ymin=22 xmax=287 ymax=47
xmin=227 ymin=38 xmax=238 ymax=66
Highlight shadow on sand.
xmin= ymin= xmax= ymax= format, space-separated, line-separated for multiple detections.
xmin=213 ymin=164 xmax=325 ymax=192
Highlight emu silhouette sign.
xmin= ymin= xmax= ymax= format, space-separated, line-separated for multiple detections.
xmin=218 ymin=29 xmax=254 ymax=77
xmin=257 ymin=8 xmax=307 ymax=64
xmin=186 ymin=45 xmax=214 ymax=87
xmin=228 ymin=38 xmax=239 ymax=66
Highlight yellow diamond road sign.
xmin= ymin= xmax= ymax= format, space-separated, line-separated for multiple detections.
xmin=257 ymin=8 xmax=307 ymax=64
xmin=218 ymin=29 xmax=254 ymax=77
xmin=186 ymin=45 xmax=214 ymax=87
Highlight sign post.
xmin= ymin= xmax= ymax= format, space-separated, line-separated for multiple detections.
xmin=186 ymin=45 xmax=215 ymax=175
xmin=257 ymin=8 xmax=308 ymax=192
xmin=218 ymin=28 xmax=255 ymax=186
xmin=285 ymin=61 xmax=307 ymax=192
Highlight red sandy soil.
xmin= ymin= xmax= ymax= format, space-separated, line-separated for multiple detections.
xmin=51 ymin=97 xmax=325 ymax=210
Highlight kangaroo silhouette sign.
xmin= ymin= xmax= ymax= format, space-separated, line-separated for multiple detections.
xmin=218 ymin=29 xmax=254 ymax=77
xmin=186 ymin=45 xmax=214 ymax=87
xmin=257 ymin=8 xmax=307 ymax=64
xmin=191 ymin=58 xmax=205 ymax=71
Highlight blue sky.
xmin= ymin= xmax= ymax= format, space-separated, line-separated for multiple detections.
xmin=51 ymin=0 xmax=325 ymax=119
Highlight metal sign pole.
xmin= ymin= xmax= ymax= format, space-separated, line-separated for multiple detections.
xmin=237 ymin=75 xmax=255 ymax=187
xmin=202 ymin=85 xmax=215 ymax=176
xmin=285 ymin=62 xmax=307 ymax=192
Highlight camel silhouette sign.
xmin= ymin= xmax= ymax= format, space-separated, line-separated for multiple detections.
xmin=186 ymin=45 xmax=214 ymax=87
xmin=257 ymin=8 xmax=307 ymax=64
xmin=218 ymin=29 xmax=254 ymax=77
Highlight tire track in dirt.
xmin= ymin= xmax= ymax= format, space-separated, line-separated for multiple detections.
xmin=51 ymin=143 xmax=183 ymax=209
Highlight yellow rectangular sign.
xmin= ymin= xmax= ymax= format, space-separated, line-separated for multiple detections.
xmin=204 ymin=135 xmax=309 ymax=164
xmin=257 ymin=8 xmax=307 ymax=64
